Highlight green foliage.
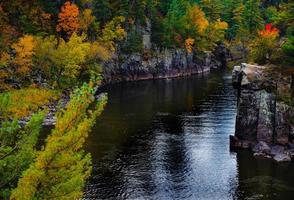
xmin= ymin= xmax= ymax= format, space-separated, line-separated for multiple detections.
xmin=243 ymin=0 xmax=263 ymax=34
xmin=11 ymin=82 xmax=107 ymax=200
xmin=50 ymin=33 xmax=91 ymax=87
xmin=121 ymin=26 xmax=143 ymax=53
xmin=99 ymin=16 xmax=126 ymax=51
xmin=200 ymin=0 xmax=221 ymax=21
xmin=281 ymin=36 xmax=294 ymax=66
xmin=0 ymin=111 xmax=45 ymax=199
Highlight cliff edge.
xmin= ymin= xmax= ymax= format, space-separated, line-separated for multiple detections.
xmin=231 ymin=63 xmax=294 ymax=162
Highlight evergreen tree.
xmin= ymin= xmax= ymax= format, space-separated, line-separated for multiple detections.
xmin=0 ymin=111 xmax=45 ymax=199
xmin=11 ymin=82 xmax=107 ymax=200
xmin=243 ymin=0 xmax=263 ymax=34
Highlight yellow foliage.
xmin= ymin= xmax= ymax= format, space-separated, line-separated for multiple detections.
xmin=11 ymin=35 xmax=35 ymax=75
xmin=89 ymin=42 xmax=112 ymax=61
xmin=186 ymin=5 xmax=209 ymax=35
xmin=0 ymin=51 xmax=10 ymax=67
xmin=213 ymin=19 xmax=228 ymax=31
xmin=185 ymin=38 xmax=195 ymax=53
xmin=205 ymin=19 xmax=228 ymax=50
xmin=100 ymin=16 xmax=127 ymax=51
xmin=51 ymin=33 xmax=91 ymax=80
xmin=79 ymin=9 xmax=95 ymax=33
xmin=0 ymin=88 xmax=60 ymax=119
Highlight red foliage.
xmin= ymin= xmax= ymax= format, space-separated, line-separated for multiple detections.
xmin=259 ymin=23 xmax=279 ymax=38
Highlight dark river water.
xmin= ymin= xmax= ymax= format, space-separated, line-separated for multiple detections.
xmin=84 ymin=70 xmax=294 ymax=200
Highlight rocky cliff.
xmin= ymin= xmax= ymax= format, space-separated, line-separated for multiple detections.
xmin=102 ymin=45 xmax=230 ymax=83
xmin=101 ymin=19 xmax=230 ymax=83
xmin=231 ymin=63 xmax=294 ymax=162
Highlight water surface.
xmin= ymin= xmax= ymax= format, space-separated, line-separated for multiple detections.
xmin=84 ymin=70 xmax=294 ymax=200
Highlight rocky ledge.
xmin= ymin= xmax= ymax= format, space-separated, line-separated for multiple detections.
xmin=102 ymin=44 xmax=231 ymax=83
xmin=230 ymin=63 xmax=294 ymax=162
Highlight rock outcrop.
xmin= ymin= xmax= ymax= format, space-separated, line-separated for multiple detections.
xmin=231 ymin=63 xmax=294 ymax=162
xmin=102 ymin=46 xmax=230 ymax=83
xmin=101 ymin=17 xmax=231 ymax=83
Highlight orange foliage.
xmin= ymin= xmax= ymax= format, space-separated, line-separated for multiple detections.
xmin=186 ymin=5 xmax=209 ymax=35
xmin=258 ymin=23 xmax=279 ymax=39
xmin=185 ymin=38 xmax=195 ymax=53
xmin=11 ymin=35 xmax=35 ymax=75
xmin=56 ymin=1 xmax=80 ymax=37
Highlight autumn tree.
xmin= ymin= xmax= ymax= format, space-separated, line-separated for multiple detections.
xmin=50 ymin=33 xmax=90 ymax=87
xmin=11 ymin=35 xmax=35 ymax=77
xmin=250 ymin=24 xmax=280 ymax=64
xmin=99 ymin=16 xmax=126 ymax=51
xmin=185 ymin=38 xmax=195 ymax=53
xmin=205 ymin=19 xmax=228 ymax=50
xmin=79 ymin=8 xmax=96 ymax=34
xmin=185 ymin=4 xmax=209 ymax=36
xmin=11 ymin=82 xmax=108 ymax=200
xmin=56 ymin=1 xmax=80 ymax=38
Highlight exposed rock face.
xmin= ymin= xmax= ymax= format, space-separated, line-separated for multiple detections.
xmin=102 ymin=46 xmax=230 ymax=83
xmin=231 ymin=63 xmax=294 ymax=162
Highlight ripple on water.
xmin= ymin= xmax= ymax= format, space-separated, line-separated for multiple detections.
xmin=84 ymin=71 xmax=294 ymax=200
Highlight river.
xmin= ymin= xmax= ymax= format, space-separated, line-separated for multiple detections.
xmin=84 ymin=70 xmax=294 ymax=200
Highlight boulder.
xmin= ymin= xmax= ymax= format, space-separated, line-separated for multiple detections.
xmin=252 ymin=141 xmax=271 ymax=154
xmin=270 ymin=145 xmax=285 ymax=156
xmin=232 ymin=65 xmax=242 ymax=88
xmin=273 ymin=154 xmax=291 ymax=162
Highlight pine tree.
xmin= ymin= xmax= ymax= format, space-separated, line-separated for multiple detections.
xmin=11 ymin=82 xmax=107 ymax=200
xmin=0 ymin=111 xmax=45 ymax=199
xmin=243 ymin=0 xmax=263 ymax=34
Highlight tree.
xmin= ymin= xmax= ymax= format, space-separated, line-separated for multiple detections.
xmin=11 ymin=82 xmax=108 ymax=200
xmin=250 ymin=23 xmax=280 ymax=64
xmin=99 ymin=16 xmax=126 ymax=51
xmin=206 ymin=19 xmax=228 ymax=47
xmin=0 ymin=111 xmax=45 ymax=199
xmin=56 ymin=1 xmax=80 ymax=38
xmin=243 ymin=0 xmax=263 ymax=34
xmin=200 ymin=0 xmax=221 ymax=21
xmin=50 ymin=33 xmax=91 ymax=87
xmin=79 ymin=8 xmax=96 ymax=34
xmin=11 ymin=35 xmax=35 ymax=76
xmin=185 ymin=38 xmax=194 ymax=53
xmin=185 ymin=4 xmax=209 ymax=36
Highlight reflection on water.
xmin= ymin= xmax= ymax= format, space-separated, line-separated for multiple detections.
xmin=84 ymin=70 xmax=294 ymax=199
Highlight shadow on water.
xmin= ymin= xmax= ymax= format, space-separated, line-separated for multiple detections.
xmin=235 ymin=150 xmax=294 ymax=200
xmin=83 ymin=70 xmax=294 ymax=199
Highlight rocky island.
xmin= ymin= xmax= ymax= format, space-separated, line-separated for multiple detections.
xmin=231 ymin=63 xmax=294 ymax=162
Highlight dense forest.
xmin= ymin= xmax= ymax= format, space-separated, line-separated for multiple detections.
xmin=0 ymin=0 xmax=293 ymax=199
